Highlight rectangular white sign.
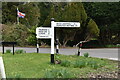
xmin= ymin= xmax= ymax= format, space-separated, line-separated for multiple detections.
xmin=54 ymin=22 xmax=80 ymax=27
xmin=36 ymin=27 xmax=52 ymax=39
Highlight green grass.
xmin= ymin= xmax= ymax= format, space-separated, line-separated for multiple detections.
xmin=2 ymin=53 xmax=118 ymax=78
xmin=0 ymin=53 xmax=1 ymax=56
xmin=105 ymin=44 xmax=120 ymax=48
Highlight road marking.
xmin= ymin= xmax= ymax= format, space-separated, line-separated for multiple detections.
xmin=0 ymin=57 xmax=6 ymax=79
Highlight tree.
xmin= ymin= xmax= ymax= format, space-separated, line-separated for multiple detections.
xmin=44 ymin=2 xmax=99 ymax=47
xmin=38 ymin=2 xmax=52 ymax=26
xmin=18 ymin=2 xmax=40 ymax=26
xmin=83 ymin=2 xmax=120 ymax=45
xmin=85 ymin=19 xmax=99 ymax=41
xmin=2 ymin=2 xmax=40 ymax=27
xmin=2 ymin=2 xmax=19 ymax=24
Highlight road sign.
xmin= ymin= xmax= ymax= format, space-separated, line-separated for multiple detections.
xmin=36 ymin=19 xmax=80 ymax=64
xmin=54 ymin=22 xmax=80 ymax=27
xmin=36 ymin=27 xmax=52 ymax=39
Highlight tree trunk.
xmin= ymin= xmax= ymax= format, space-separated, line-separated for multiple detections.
xmin=62 ymin=31 xmax=77 ymax=47
xmin=62 ymin=40 xmax=69 ymax=47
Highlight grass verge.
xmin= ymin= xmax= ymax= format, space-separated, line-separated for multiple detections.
xmin=2 ymin=53 xmax=118 ymax=78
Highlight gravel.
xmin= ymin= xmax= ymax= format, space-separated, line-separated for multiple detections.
xmin=89 ymin=71 xmax=118 ymax=78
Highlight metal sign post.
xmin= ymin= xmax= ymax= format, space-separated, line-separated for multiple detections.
xmin=51 ymin=18 xmax=55 ymax=63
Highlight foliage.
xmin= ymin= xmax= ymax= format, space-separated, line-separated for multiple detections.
xmin=83 ymin=2 xmax=120 ymax=45
xmin=74 ymin=60 xmax=86 ymax=68
xmin=26 ymin=25 xmax=37 ymax=45
xmin=85 ymin=19 xmax=99 ymax=40
xmin=2 ymin=2 xmax=19 ymax=24
xmin=83 ymin=53 xmax=89 ymax=57
xmin=2 ymin=2 xmax=40 ymax=27
xmin=59 ymin=3 xmax=87 ymax=39
xmin=6 ymin=49 xmax=11 ymax=53
xmin=55 ymin=54 xmax=60 ymax=61
xmin=2 ymin=23 xmax=39 ymax=46
xmin=73 ymin=59 xmax=103 ymax=69
xmin=15 ymin=49 xmax=26 ymax=54
xmin=44 ymin=2 xmax=99 ymax=47
xmin=44 ymin=69 xmax=74 ymax=78
xmin=60 ymin=60 xmax=71 ymax=67
xmin=2 ymin=23 xmax=28 ymax=46
xmin=105 ymin=44 xmax=120 ymax=48
xmin=2 ymin=2 xmax=41 ymax=46
xmin=87 ymin=61 xmax=99 ymax=69
xmin=38 ymin=2 xmax=52 ymax=26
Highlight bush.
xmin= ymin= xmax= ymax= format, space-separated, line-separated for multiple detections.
xmin=15 ymin=49 xmax=26 ymax=54
xmin=6 ymin=49 xmax=11 ymax=53
xmin=44 ymin=69 xmax=74 ymax=78
xmin=60 ymin=60 xmax=71 ymax=67
xmin=74 ymin=60 xmax=86 ymax=68
xmin=2 ymin=23 xmax=29 ymax=46
xmin=83 ymin=53 xmax=89 ymax=57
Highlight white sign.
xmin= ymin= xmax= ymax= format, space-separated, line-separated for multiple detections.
xmin=36 ymin=27 xmax=52 ymax=39
xmin=54 ymin=22 xmax=80 ymax=27
xmin=36 ymin=20 xmax=80 ymax=63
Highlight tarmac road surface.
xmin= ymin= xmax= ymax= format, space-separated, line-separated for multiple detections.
xmin=0 ymin=47 xmax=119 ymax=60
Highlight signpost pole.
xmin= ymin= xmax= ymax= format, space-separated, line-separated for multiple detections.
xmin=56 ymin=38 xmax=59 ymax=54
xmin=13 ymin=44 xmax=14 ymax=55
xmin=77 ymin=42 xmax=82 ymax=56
xmin=51 ymin=18 xmax=55 ymax=64
xmin=2 ymin=44 xmax=4 ymax=54
xmin=36 ymin=38 xmax=39 ymax=53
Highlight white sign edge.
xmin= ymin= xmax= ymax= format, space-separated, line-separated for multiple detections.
xmin=54 ymin=22 xmax=80 ymax=27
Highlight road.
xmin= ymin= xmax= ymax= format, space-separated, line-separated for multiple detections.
xmin=0 ymin=47 xmax=119 ymax=60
